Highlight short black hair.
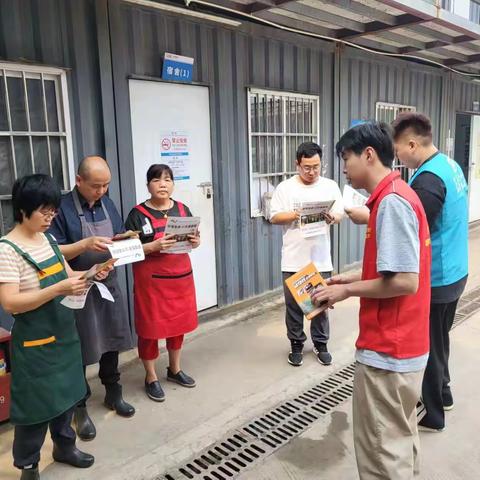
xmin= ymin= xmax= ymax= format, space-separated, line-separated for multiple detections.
xmin=335 ymin=121 xmax=394 ymax=168
xmin=296 ymin=142 xmax=322 ymax=163
xmin=391 ymin=112 xmax=433 ymax=141
xmin=12 ymin=174 xmax=61 ymax=223
xmin=146 ymin=164 xmax=174 ymax=183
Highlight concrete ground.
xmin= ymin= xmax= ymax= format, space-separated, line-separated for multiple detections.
xmin=240 ymin=306 xmax=480 ymax=480
xmin=0 ymin=225 xmax=479 ymax=480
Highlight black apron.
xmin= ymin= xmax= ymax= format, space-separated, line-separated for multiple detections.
xmin=71 ymin=189 xmax=132 ymax=366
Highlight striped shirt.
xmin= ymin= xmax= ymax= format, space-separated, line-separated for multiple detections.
xmin=0 ymin=234 xmax=56 ymax=292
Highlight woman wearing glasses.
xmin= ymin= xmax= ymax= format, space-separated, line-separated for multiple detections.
xmin=0 ymin=174 xmax=109 ymax=480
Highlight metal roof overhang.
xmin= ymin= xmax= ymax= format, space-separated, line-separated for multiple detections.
xmin=171 ymin=0 xmax=480 ymax=76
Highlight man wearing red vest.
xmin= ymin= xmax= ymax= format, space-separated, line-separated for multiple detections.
xmin=312 ymin=122 xmax=431 ymax=479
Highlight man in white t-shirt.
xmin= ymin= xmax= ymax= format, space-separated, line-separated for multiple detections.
xmin=270 ymin=142 xmax=344 ymax=367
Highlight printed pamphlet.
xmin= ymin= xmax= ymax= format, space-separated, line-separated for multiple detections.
xmin=164 ymin=216 xmax=200 ymax=254
xmin=297 ymin=200 xmax=335 ymax=238
xmin=107 ymin=238 xmax=145 ymax=266
xmin=61 ymin=281 xmax=114 ymax=310
xmin=284 ymin=263 xmax=329 ymax=320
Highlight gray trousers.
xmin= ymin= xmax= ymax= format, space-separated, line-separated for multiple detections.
xmin=282 ymin=271 xmax=330 ymax=346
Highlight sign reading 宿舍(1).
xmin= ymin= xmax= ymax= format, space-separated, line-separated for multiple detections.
xmin=162 ymin=53 xmax=194 ymax=82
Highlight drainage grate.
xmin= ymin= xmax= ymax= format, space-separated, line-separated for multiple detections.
xmin=460 ymin=287 xmax=480 ymax=303
xmin=156 ymin=363 xmax=356 ymax=480
xmin=453 ymin=286 xmax=480 ymax=328
xmin=157 ymin=287 xmax=480 ymax=480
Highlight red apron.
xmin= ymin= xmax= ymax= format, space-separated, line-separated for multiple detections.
xmin=132 ymin=202 xmax=198 ymax=339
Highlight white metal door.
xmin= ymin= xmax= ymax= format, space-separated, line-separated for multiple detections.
xmin=469 ymin=115 xmax=480 ymax=222
xmin=129 ymin=80 xmax=218 ymax=310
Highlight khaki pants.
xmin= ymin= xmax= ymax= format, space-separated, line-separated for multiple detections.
xmin=353 ymin=362 xmax=424 ymax=480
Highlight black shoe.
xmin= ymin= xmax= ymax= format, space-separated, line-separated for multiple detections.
xmin=418 ymin=422 xmax=445 ymax=432
xmin=73 ymin=406 xmax=96 ymax=441
xmin=52 ymin=444 xmax=94 ymax=468
xmin=104 ymin=384 xmax=135 ymax=417
xmin=20 ymin=467 xmax=40 ymax=480
xmin=313 ymin=343 xmax=332 ymax=365
xmin=145 ymin=379 xmax=165 ymax=402
xmin=167 ymin=368 xmax=196 ymax=388
xmin=443 ymin=402 xmax=454 ymax=411
xmin=288 ymin=342 xmax=303 ymax=366
xmin=443 ymin=387 xmax=454 ymax=411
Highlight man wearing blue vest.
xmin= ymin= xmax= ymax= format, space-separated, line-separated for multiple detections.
xmin=392 ymin=113 xmax=469 ymax=432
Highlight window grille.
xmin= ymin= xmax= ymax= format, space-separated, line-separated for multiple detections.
xmin=376 ymin=102 xmax=416 ymax=182
xmin=0 ymin=63 xmax=74 ymax=235
xmin=248 ymin=88 xmax=320 ymax=217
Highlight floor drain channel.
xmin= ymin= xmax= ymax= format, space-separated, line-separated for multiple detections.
xmin=453 ymin=285 xmax=480 ymax=328
xmin=158 ymin=288 xmax=480 ymax=480
xmin=156 ymin=363 xmax=356 ymax=480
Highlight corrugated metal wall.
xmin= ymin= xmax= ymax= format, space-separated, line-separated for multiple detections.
xmin=0 ymin=0 xmax=109 ymax=180
xmin=0 ymin=0 xmax=480 ymax=328
xmin=452 ymin=77 xmax=480 ymax=114
xmin=336 ymin=48 xmax=445 ymax=271
xmin=434 ymin=74 xmax=480 ymax=154
xmin=107 ymin=0 xmax=335 ymax=306
xmin=0 ymin=0 xmax=126 ymax=328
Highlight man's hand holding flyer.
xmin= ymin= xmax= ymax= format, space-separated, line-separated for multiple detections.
xmin=297 ymin=200 xmax=335 ymax=237
xmin=107 ymin=238 xmax=145 ymax=266
xmin=80 ymin=258 xmax=118 ymax=281
xmin=285 ymin=263 xmax=329 ymax=319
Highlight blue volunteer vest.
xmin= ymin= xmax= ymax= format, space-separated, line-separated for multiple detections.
xmin=409 ymin=152 xmax=469 ymax=287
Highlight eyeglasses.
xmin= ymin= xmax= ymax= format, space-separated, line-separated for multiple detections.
xmin=299 ymin=165 xmax=321 ymax=173
xmin=38 ymin=209 xmax=58 ymax=220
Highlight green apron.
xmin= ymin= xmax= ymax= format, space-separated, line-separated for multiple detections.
xmin=0 ymin=234 xmax=86 ymax=425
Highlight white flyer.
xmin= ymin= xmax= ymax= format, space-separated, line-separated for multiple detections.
xmin=60 ymin=284 xmax=94 ymax=310
xmin=298 ymin=200 xmax=335 ymax=238
xmin=343 ymin=185 xmax=368 ymax=209
xmin=106 ymin=238 xmax=145 ymax=266
xmin=163 ymin=216 xmax=200 ymax=254
xmin=60 ymin=282 xmax=114 ymax=310
xmin=93 ymin=281 xmax=114 ymax=302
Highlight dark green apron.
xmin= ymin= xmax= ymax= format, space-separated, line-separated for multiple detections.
xmin=0 ymin=234 xmax=85 ymax=425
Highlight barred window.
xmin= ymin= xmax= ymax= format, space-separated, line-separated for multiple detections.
xmin=471 ymin=0 xmax=480 ymax=24
xmin=248 ymin=88 xmax=319 ymax=217
xmin=376 ymin=102 xmax=416 ymax=182
xmin=0 ymin=63 xmax=74 ymax=235
xmin=442 ymin=0 xmax=454 ymax=13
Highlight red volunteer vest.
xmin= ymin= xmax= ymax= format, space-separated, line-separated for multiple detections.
xmin=356 ymin=171 xmax=431 ymax=358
